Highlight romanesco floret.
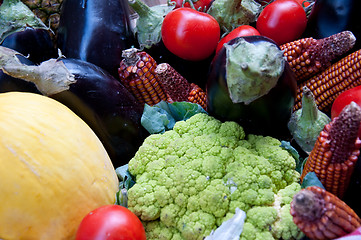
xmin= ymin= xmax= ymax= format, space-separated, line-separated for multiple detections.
xmin=127 ymin=113 xmax=302 ymax=240
xmin=240 ymin=182 xmax=305 ymax=240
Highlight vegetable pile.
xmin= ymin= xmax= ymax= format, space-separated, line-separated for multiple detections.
xmin=2 ymin=0 xmax=361 ymax=239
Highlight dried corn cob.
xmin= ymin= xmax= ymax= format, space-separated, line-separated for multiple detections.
xmin=293 ymin=49 xmax=361 ymax=112
xmin=290 ymin=186 xmax=361 ymax=240
xmin=188 ymin=83 xmax=207 ymax=110
xmin=118 ymin=48 xmax=168 ymax=106
xmin=300 ymin=102 xmax=361 ymax=198
xmin=155 ymin=63 xmax=207 ymax=110
xmin=154 ymin=63 xmax=191 ymax=102
xmin=281 ymin=31 xmax=355 ymax=82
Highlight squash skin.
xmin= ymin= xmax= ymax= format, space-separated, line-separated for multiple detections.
xmin=0 ymin=92 xmax=119 ymax=240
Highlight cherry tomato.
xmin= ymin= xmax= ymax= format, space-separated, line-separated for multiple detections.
xmin=215 ymin=25 xmax=260 ymax=54
xmin=256 ymin=0 xmax=307 ymax=45
xmin=75 ymin=205 xmax=146 ymax=240
xmin=161 ymin=8 xmax=220 ymax=61
xmin=254 ymin=0 xmax=310 ymax=7
xmin=331 ymin=86 xmax=361 ymax=137
xmin=170 ymin=0 xmax=213 ymax=11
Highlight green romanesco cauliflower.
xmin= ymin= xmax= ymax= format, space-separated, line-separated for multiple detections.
xmin=240 ymin=182 xmax=304 ymax=240
xmin=127 ymin=113 xmax=303 ymax=240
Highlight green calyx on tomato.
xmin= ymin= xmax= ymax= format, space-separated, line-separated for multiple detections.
xmin=161 ymin=7 xmax=220 ymax=61
xmin=170 ymin=0 xmax=213 ymax=11
xmin=207 ymin=0 xmax=262 ymax=34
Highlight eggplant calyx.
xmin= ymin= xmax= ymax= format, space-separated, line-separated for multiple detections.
xmin=299 ymin=87 xmax=323 ymax=124
xmin=0 ymin=46 xmax=76 ymax=95
xmin=129 ymin=0 xmax=175 ymax=49
xmin=288 ymin=86 xmax=331 ymax=154
xmin=225 ymin=37 xmax=285 ymax=105
xmin=0 ymin=0 xmax=49 ymax=43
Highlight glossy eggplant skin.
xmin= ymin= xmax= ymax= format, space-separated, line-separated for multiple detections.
xmin=51 ymin=58 xmax=148 ymax=167
xmin=0 ymin=54 xmax=40 ymax=93
xmin=1 ymin=27 xmax=57 ymax=64
xmin=206 ymin=36 xmax=297 ymax=139
xmin=146 ymin=40 xmax=213 ymax=89
xmin=57 ymin=0 xmax=137 ymax=78
xmin=303 ymin=0 xmax=361 ymax=51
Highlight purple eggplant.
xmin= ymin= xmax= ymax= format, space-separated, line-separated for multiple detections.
xmin=206 ymin=36 xmax=297 ymax=139
xmin=1 ymin=27 xmax=57 ymax=64
xmin=0 ymin=0 xmax=57 ymax=63
xmin=52 ymin=58 xmax=148 ymax=166
xmin=57 ymin=0 xmax=137 ymax=78
xmin=303 ymin=0 xmax=361 ymax=51
xmin=0 ymin=46 xmax=148 ymax=167
xmin=146 ymin=41 xmax=214 ymax=89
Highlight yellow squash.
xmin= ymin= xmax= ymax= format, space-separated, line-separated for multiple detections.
xmin=0 ymin=92 xmax=119 ymax=240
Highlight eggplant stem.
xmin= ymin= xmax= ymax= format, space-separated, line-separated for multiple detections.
xmin=128 ymin=0 xmax=152 ymax=16
xmin=300 ymin=86 xmax=319 ymax=123
xmin=182 ymin=0 xmax=196 ymax=10
xmin=0 ymin=46 xmax=75 ymax=95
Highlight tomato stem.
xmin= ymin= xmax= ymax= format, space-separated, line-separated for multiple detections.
xmin=304 ymin=0 xmax=315 ymax=18
xmin=182 ymin=0 xmax=196 ymax=10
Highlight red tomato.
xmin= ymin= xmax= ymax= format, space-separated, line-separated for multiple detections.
xmin=331 ymin=86 xmax=361 ymax=137
xmin=256 ymin=0 xmax=307 ymax=45
xmin=215 ymin=25 xmax=260 ymax=54
xmin=170 ymin=0 xmax=213 ymax=11
xmin=161 ymin=8 xmax=220 ymax=61
xmin=254 ymin=0 xmax=310 ymax=7
xmin=75 ymin=205 xmax=146 ymax=240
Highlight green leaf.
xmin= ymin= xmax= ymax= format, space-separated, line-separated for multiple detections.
xmin=115 ymin=188 xmax=128 ymax=207
xmin=301 ymin=172 xmax=325 ymax=189
xmin=280 ymin=141 xmax=300 ymax=161
xmin=280 ymin=141 xmax=304 ymax=173
xmin=115 ymin=164 xmax=135 ymax=207
xmin=167 ymin=101 xmax=207 ymax=121
xmin=141 ymin=101 xmax=207 ymax=134
xmin=129 ymin=0 xmax=175 ymax=49
xmin=141 ymin=102 xmax=175 ymax=134
xmin=0 ymin=0 xmax=48 ymax=43
xmin=115 ymin=164 xmax=136 ymax=190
